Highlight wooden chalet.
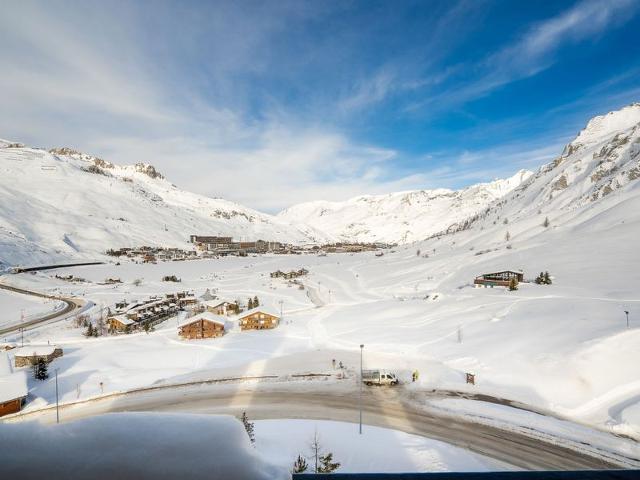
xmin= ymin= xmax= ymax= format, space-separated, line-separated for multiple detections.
xmin=179 ymin=312 xmax=226 ymax=340
xmin=205 ymin=300 xmax=235 ymax=316
xmin=107 ymin=314 xmax=137 ymax=332
xmin=474 ymin=270 xmax=524 ymax=288
xmin=237 ymin=308 xmax=280 ymax=331
xmin=0 ymin=352 xmax=27 ymax=417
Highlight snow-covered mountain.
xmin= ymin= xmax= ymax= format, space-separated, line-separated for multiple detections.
xmin=0 ymin=144 xmax=330 ymax=267
xmin=446 ymin=102 xmax=640 ymax=237
xmin=278 ymin=170 xmax=533 ymax=244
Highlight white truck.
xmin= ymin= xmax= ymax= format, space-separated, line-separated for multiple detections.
xmin=361 ymin=369 xmax=399 ymax=386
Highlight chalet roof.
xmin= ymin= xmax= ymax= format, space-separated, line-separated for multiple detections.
xmin=13 ymin=345 xmax=59 ymax=357
xmin=110 ymin=315 xmax=136 ymax=326
xmin=204 ymin=299 xmax=233 ymax=308
xmin=182 ymin=312 xmax=226 ymax=327
xmin=236 ymin=307 xmax=280 ymax=320
xmin=0 ymin=353 xmax=27 ymax=402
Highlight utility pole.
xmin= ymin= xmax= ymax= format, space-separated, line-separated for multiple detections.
xmin=359 ymin=344 xmax=364 ymax=435
xmin=625 ymin=310 xmax=629 ymax=329
xmin=55 ymin=368 xmax=60 ymax=424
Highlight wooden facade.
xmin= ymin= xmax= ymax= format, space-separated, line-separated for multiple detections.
xmin=179 ymin=315 xmax=225 ymax=339
xmin=474 ymin=270 xmax=524 ymax=288
xmin=237 ymin=309 xmax=280 ymax=331
xmin=0 ymin=397 xmax=24 ymax=417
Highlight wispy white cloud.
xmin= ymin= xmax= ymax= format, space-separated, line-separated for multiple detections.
xmin=407 ymin=0 xmax=639 ymax=112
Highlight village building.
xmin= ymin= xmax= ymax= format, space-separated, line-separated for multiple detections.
xmin=474 ymin=270 xmax=524 ymax=288
xmin=107 ymin=314 xmax=137 ymax=332
xmin=205 ymin=300 xmax=236 ymax=316
xmin=13 ymin=345 xmax=64 ymax=368
xmin=179 ymin=312 xmax=226 ymax=339
xmin=237 ymin=308 xmax=280 ymax=331
xmin=0 ymin=352 xmax=28 ymax=417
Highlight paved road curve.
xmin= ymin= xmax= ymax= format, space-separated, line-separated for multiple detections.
xmin=0 ymin=282 xmax=85 ymax=335
xmin=8 ymin=383 xmax=638 ymax=471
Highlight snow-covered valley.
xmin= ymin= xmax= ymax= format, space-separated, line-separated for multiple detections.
xmin=1 ymin=104 xmax=640 ymax=471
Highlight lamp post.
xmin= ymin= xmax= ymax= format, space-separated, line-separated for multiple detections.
xmin=55 ymin=368 xmax=60 ymax=424
xmin=359 ymin=344 xmax=364 ymax=435
xmin=625 ymin=310 xmax=629 ymax=329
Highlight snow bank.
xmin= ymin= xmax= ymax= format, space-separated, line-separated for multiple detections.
xmin=0 ymin=413 xmax=288 ymax=480
xmin=254 ymin=419 xmax=511 ymax=473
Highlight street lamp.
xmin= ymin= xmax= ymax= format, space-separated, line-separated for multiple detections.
xmin=55 ymin=368 xmax=60 ymax=424
xmin=625 ymin=310 xmax=629 ymax=329
xmin=359 ymin=344 xmax=364 ymax=435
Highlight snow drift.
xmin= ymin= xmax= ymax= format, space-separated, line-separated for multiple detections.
xmin=0 ymin=412 xmax=288 ymax=480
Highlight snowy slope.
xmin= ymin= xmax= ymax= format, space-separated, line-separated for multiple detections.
xmin=278 ymin=170 xmax=533 ymax=244
xmin=0 ymin=144 xmax=331 ymax=267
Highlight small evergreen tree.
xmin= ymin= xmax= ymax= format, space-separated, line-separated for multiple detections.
xmin=241 ymin=411 xmax=255 ymax=445
xmin=144 ymin=322 xmax=150 ymax=334
xmin=318 ymin=452 xmax=340 ymax=473
xmin=505 ymin=231 xmax=511 ymax=242
xmin=535 ymin=272 xmax=544 ymax=284
xmin=248 ymin=297 xmax=254 ymax=310
xmin=543 ymin=216 xmax=550 ymax=228
xmin=33 ymin=357 xmax=49 ymax=380
xmin=544 ymin=271 xmax=552 ymax=285
xmin=85 ymin=323 xmax=94 ymax=337
xmin=292 ymin=455 xmax=308 ymax=473
xmin=508 ymin=278 xmax=518 ymax=291
xmin=253 ymin=295 xmax=259 ymax=307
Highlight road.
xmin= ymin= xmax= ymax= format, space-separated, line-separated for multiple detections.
xmin=0 ymin=282 xmax=86 ymax=335
xmin=8 ymin=382 xmax=638 ymax=471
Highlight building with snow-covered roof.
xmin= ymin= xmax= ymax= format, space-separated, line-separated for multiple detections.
xmin=13 ymin=345 xmax=63 ymax=368
xmin=236 ymin=307 xmax=280 ymax=331
xmin=0 ymin=352 xmax=28 ymax=416
xmin=107 ymin=314 xmax=137 ymax=332
xmin=179 ymin=312 xmax=226 ymax=339
xmin=474 ymin=270 xmax=524 ymax=288
xmin=204 ymin=299 xmax=237 ymax=316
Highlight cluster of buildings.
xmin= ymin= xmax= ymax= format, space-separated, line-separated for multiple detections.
xmin=178 ymin=303 xmax=280 ymax=340
xmin=0 ymin=345 xmax=64 ymax=417
xmin=106 ymin=246 xmax=198 ymax=263
xmin=189 ymin=236 xmax=284 ymax=256
xmin=107 ymin=292 xmax=198 ymax=331
xmin=270 ymin=268 xmax=309 ymax=279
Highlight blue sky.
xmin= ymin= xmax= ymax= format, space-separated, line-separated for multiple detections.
xmin=1 ymin=0 xmax=639 ymax=211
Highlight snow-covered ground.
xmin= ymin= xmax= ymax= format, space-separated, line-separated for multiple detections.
xmin=0 ymin=288 xmax=65 ymax=329
xmin=1 ymin=104 xmax=640 ymax=468
xmin=254 ymin=419 xmax=512 ymax=473
xmin=0 ymin=412 xmax=287 ymax=479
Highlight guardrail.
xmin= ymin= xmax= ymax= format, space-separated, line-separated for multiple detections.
xmin=293 ymin=471 xmax=639 ymax=479
xmin=12 ymin=262 xmax=104 ymax=273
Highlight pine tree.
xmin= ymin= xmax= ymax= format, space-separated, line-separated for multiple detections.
xmin=318 ymin=452 xmax=340 ymax=473
xmin=144 ymin=322 xmax=150 ymax=334
xmin=292 ymin=454 xmax=308 ymax=473
xmin=543 ymin=216 xmax=550 ymax=228
xmin=253 ymin=296 xmax=259 ymax=307
xmin=505 ymin=231 xmax=511 ymax=242
xmin=248 ymin=297 xmax=254 ymax=309
xmin=241 ymin=411 xmax=255 ymax=445
xmin=508 ymin=278 xmax=518 ymax=291
xmin=33 ymin=357 xmax=49 ymax=380
xmin=85 ymin=323 xmax=94 ymax=337
xmin=544 ymin=271 xmax=552 ymax=285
